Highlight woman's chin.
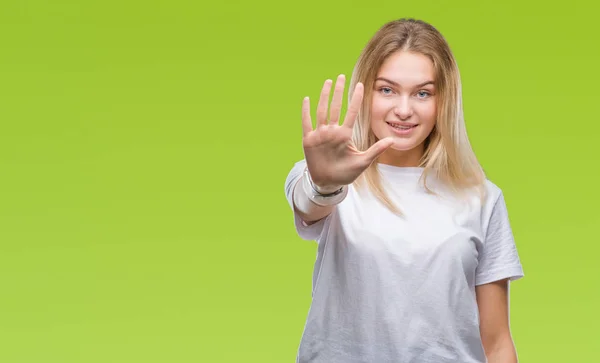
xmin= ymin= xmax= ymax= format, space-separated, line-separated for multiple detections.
xmin=389 ymin=139 xmax=421 ymax=151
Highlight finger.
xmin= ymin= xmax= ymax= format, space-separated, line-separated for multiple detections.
xmin=301 ymin=96 xmax=313 ymax=136
xmin=316 ymin=79 xmax=333 ymax=126
xmin=360 ymin=137 xmax=394 ymax=166
xmin=328 ymin=74 xmax=345 ymax=125
xmin=342 ymin=82 xmax=364 ymax=130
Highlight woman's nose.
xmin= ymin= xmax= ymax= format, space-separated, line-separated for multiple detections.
xmin=393 ymin=96 xmax=413 ymax=120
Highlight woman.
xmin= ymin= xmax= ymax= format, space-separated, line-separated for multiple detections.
xmin=284 ymin=18 xmax=525 ymax=363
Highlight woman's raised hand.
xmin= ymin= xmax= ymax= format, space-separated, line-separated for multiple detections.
xmin=301 ymin=74 xmax=393 ymax=192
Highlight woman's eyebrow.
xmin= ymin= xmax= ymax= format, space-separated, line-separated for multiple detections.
xmin=375 ymin=77 xmax=435 ymax=88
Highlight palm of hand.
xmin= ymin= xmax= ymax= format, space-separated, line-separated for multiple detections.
xmin=301 ymin=75 xmax=393 ymax=190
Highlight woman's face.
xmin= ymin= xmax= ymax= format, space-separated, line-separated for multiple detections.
xmin=370 ymin=50 xmax=438 ymax=166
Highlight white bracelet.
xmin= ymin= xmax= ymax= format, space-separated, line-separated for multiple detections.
xmin=302 ymin=168 xmax=348 ymax=207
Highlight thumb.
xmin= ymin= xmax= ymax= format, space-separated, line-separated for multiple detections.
xmin=361 ymin=137 xmax=394 ymax=165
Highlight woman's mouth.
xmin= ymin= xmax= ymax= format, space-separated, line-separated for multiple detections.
xmin=386 ymin=122 xmax=418 ymax=135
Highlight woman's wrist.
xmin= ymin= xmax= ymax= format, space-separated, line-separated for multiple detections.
xmin=302 ymin=167 xmax=348 ymax=207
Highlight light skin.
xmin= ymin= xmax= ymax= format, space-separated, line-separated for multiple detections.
xmin=476 ymin=278 xmax=519 ymax=363
xmin=370 ymin=50 xmax=438 ymax=167
xmin=294 ymin=75 xmax=393 ymax=224
xmin=296 ymin=50 xmax=518 ymax=362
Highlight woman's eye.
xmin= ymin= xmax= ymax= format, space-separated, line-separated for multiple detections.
xmin=417 ymin=90 xmax=431 ymax=98
xmin=380 ymin=87 xmax=393 ymax=95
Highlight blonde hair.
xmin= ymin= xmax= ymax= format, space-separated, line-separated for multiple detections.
xmin=349 ymin=18 xmax=486 ymax=214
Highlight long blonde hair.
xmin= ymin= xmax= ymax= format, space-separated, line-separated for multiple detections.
xmin=349 ymin=18 xmax=486 ymax=214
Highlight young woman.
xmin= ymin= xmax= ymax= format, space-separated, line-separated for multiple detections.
xmin=284 ymin=18 xmax=525 ymax=363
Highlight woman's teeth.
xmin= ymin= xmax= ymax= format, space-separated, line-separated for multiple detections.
xmin=388 ymin=123 xmax=415 ymax=130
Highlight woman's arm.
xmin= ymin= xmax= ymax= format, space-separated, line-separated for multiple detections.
xmin=476 ymin=278 xmax=519 ymax=363
xmin=291 ymin=174 xmax=337 ymax=224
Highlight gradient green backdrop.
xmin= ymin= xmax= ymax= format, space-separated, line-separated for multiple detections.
xmin=1 ymin=0 xmax=598 ymax=362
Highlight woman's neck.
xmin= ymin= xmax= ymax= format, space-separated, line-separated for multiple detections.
xmin=376 ymin=144 xmax=425 ymax=167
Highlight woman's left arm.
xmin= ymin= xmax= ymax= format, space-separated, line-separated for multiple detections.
xmin=476 ymin=278 xmax=519 ymax=363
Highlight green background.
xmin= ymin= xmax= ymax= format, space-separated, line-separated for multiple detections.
xmin=0 ymin=0 xmax=598 ymax=362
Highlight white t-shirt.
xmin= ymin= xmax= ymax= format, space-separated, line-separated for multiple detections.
xmin=284 ymin=159 xmax=524 ymax=363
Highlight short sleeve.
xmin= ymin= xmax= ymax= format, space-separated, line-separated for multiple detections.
xmin=475 ymin=191 xmax=525 ymax=286
xmin=284 ymin=159 xmax=331 ymax=242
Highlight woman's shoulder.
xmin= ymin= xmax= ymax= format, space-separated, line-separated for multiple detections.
xmin=480 ymin=177 xmax=507 ymax=210
xmin=483 ymin=177 xmax=502 ymax=195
